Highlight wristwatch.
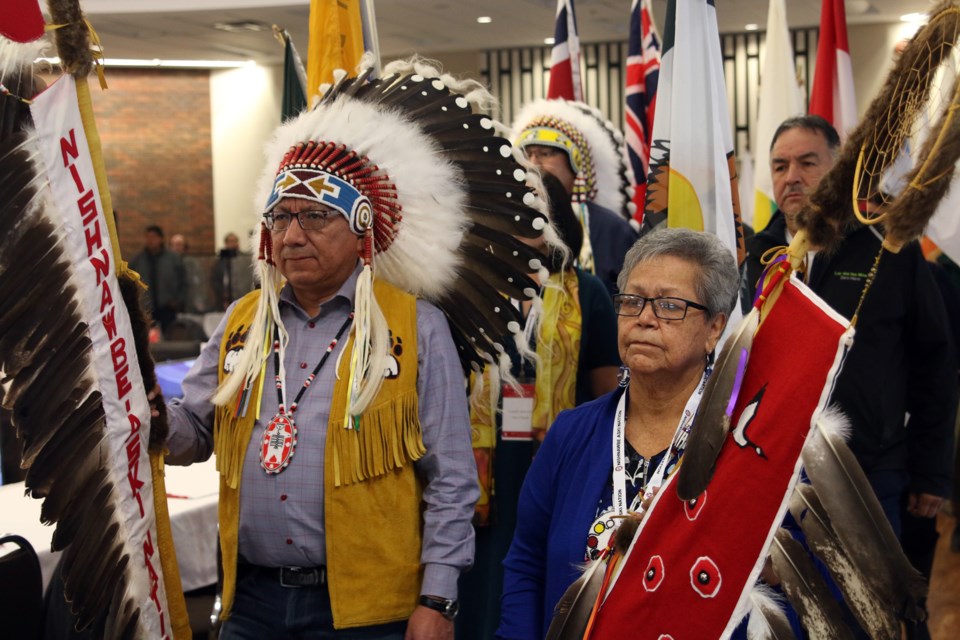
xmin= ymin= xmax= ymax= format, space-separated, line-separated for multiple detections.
xmin=418 ymin=595 xmax=459 ymax=620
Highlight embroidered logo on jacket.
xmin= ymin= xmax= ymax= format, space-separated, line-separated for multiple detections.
xmin=223 ymin=324 xmax=249 ymax=374
xmin=384 ymin=330 xmax=403 ymax=379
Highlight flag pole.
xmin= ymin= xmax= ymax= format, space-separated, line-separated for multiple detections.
xmin=360 ymin=0 xmax=382 ymax=78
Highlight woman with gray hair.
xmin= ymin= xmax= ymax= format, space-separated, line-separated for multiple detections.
xmin=498 ymin=227 xmax=739 ymax=638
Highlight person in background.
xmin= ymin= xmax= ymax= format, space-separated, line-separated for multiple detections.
xmin=212 ymin=231 xmax=255 ymax=311
xmin=169 ymin=233 xmax=187 ymax=254
xmin=169 ymin=233 xmax=208 ymax=314
xmin=745 ymin=118 xmax=956 ymax=639
xmin=512 ymin=99 xmax=637 ymax=295
xmin=457 ymin=172 xmax=621 ymax=640
xmin=746 ymin=115 xmax=956 ymax=538
xmin=129 ymin=224 xmax=186 ymax=333
xmin=900 ymin=240 xmax=960 ymax=639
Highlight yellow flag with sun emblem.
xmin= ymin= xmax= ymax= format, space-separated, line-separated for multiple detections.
xmin=641 ymin=0 xmax=745 ymax=271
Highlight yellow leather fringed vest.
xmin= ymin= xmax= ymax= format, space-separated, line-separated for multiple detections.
xmin=214 ymin=280 xmax=423 ymax=628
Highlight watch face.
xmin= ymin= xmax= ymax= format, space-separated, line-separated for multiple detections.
xmin=443 ymin=600 xmax=459 ymax=620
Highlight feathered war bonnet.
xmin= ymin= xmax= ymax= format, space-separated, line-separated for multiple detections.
xmin=512 ymin=98 xmax=635 ymax=218
xmin=214 ymin=57 xmax=564 ymax=419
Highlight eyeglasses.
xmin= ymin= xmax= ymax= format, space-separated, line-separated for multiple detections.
xmin=523 ymin=146 xmax=565 ymax=161
xmin=263 ymin=209 xmax=340 ymax=232
xmin=613 ymin=294 xmax=709 ymax=320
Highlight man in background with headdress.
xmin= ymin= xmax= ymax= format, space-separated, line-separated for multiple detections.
xmin=513 ymin=99 xmax=637 ymax=295
xmin=745 ymin=115 xmax=957 ymax=546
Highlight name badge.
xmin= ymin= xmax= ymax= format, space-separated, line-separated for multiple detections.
xmin=501 ymin=383 xmax=535 ymax=441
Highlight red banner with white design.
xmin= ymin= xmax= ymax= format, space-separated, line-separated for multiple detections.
xmin=588 ymin=279 xmax=853 ymax=638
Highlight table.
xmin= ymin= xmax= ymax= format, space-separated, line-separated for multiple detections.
xmin=0 ymin=458 xmax=219 ymax=593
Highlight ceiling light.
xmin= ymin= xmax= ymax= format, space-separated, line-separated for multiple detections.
xmin=213 ymin=21 xmax=269 ymax=33
xmin=744 ymin=23 xmax=759 ymax=31
xmin=900 ymin=13 xmax=926 ymax=23
xmin=477 ymin=16 xmax=493 ymax=24
xmin=544 ymin=37 xmax=556 ymax=45
xmin=846 ymin=0 xmax=872 ymax=15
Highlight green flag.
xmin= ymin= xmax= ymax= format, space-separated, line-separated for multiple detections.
xmin=278 ymin=28 xmax=307 ymax=122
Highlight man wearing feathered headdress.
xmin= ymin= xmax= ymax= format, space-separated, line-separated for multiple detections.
xmin=513 ymin=99 xmax=638 ymax=295
xmin=162 ymin=58 xmax=554 ymax=638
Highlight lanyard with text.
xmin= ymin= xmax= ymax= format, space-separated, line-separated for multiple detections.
xmin=610 ymin=368 xmax=710 ymax=517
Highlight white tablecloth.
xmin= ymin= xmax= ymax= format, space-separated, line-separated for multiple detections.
xmin=0 ymin=458 xmax=219 ymax=593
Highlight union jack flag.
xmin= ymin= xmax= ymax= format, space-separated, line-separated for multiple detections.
xmin=547 ymin=0 xmax=583 ymax=101
xmin=624 ymin=0 xmax=660 ymax=224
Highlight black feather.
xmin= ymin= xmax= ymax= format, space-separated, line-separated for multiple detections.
xmin=461 ymin=244 xmax=540 ymax=301
xmin=802 ymin=425 xmax=928 ymax=621
xmin=18 ymin=392 xmax=101 ymax=469
xmin=770 ymin=529 xmax=855 ymax=640
xmin=439 ymin=285 xmax=515 ymax=358
xmin=46 ymin=461 xmax=109 ymax=549
xmin=677 ymin=308 xmax=759 ymax=500
xmin=794 ymin=484 xmax=902 ymax=639
xmin=466 ymin=223 xmax=549 ymax=276
xmin=545 ymin=557 xmax=608 ymax=640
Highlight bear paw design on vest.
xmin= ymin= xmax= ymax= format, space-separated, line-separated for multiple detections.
xmin=223 ymin=324 xmax=250 ymax=374
xmin=384 ymin=331 xmax=403 ymax=379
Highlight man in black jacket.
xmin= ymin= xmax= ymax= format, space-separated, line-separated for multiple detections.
xmin=745 ymin=115 xmax=957 ymax=540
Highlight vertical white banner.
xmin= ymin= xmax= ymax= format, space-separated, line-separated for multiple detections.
xmin=30 ymin=75 xmax=171 ymax=639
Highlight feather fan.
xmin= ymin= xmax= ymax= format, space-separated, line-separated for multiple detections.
xmin=0 ymin=134 xmax=141 ymax=634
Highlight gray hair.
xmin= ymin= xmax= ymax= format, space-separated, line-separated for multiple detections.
xmin=616 ymin=228 xmax=740 ymax=319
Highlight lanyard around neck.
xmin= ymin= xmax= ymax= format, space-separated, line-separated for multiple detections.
xmin=611 ymin=369 xmax=709 ymax=516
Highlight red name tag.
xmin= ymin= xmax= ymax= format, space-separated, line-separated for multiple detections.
xmin=501 ymin=383 xmax=535 ymax=441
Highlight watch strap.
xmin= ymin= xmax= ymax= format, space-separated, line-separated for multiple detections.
xmin=417 ymin=595 xmax=459 ymax=620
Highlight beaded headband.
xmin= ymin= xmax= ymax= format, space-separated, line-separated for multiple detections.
xmin=518 ymin=116 xmax=596 ymax=202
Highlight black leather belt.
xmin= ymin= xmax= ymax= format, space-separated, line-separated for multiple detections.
xmin=241 ymin=563 xmax=327 ymax=588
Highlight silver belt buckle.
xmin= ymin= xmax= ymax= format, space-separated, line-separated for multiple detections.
xmin=279 ymin=566 xmax=323 ymax=588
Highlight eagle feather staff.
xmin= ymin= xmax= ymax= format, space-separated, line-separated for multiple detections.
xmin=0 ymin=1 xmax=189 ymax=637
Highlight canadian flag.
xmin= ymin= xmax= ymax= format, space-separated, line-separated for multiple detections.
xmin=809 ymin=0 xmax=857 ymax=139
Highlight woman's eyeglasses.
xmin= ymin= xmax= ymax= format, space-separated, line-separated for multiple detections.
xmin=613 ymin=294 xmax=708 ymax=320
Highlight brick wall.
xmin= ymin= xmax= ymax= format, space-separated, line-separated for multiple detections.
xmin=88 ymin=69 xmax=215 ymax=257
